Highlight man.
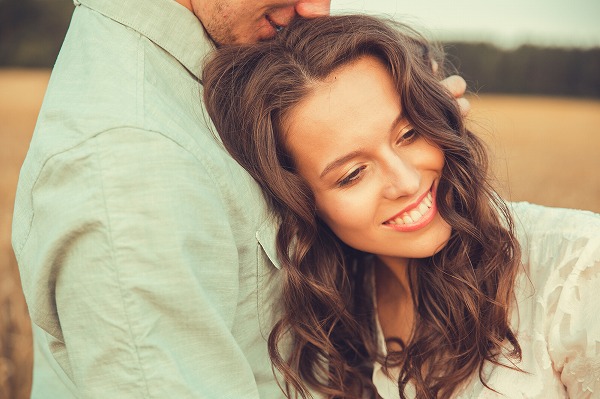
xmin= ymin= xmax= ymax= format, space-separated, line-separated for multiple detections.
xmin=12 ymin=1 xmax=466 ymax=397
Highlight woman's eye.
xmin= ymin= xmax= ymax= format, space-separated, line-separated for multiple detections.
xmin=396 ymin=128 xmax=417 ymax=145
xmin=337 ymin=165 xmax=366 ymax=187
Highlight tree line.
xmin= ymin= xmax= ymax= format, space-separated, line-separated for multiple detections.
xmin=0 ymin=0 xmax=73 ymax=68
xmin=1 ymin=0 xmax=598 ymax=98
xmin=444 ymin=42 xmax=600 ymax=99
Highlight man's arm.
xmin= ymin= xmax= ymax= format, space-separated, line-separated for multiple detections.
xmin=15 ymin=127 xmax=263 ymax=398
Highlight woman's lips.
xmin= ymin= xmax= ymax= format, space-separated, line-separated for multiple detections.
xmin=383 ymin=185 xmax=437 ymax=232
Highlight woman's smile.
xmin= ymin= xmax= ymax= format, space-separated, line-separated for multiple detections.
xmin=382 ymin=183 xmax=438 ymax=232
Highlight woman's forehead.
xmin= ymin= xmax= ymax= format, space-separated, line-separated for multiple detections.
xmin=282 ymin=56 xmax=403 ymax=173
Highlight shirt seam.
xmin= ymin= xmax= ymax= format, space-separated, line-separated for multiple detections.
xmin=92 ymin=132 xmax=151 ymax=396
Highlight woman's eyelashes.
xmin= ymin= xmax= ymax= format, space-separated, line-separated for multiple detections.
xmin=396 ymin=128 xmax=417 ymax=146
xmin=337 ymin=165 xmax=367 ymax=187
xmin=335 ymin=128 xmax=418 ymax=188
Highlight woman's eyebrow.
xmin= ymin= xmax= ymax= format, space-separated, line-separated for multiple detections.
xmin=320 ymin=150 xmax=364 ymax=179
xmin=390 ymin=112 xmax=406 ymax=132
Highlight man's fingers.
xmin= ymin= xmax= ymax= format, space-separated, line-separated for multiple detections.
xmin=296 ymin=0 xmax=331 ymax=18
xmin=441 ymin=75 xmax=467 ymax=99
xmin=441 ymin=75 xmax=470 ymax=116
xmin=431 ymin=59 xmax=439 ymax=74
xmin=456 ymin=97 xmax=471 ymax=117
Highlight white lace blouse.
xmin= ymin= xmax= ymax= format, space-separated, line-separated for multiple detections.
xmin=372 ymin=202 xmax=600 ymax=399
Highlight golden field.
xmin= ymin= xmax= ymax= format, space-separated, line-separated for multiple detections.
xmin=1 ymin=69 xmax=599 ymax=398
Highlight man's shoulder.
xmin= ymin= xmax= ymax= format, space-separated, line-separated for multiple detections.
xmin=32 ymin=3 xmax=213 ymax=163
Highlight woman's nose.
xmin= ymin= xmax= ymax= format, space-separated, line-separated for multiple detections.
xmin=381 ymin=156 xmax=420 ymax=200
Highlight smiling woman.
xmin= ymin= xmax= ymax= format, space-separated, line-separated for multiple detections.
xmin=203 ymin=14 xmax=600 ymax=399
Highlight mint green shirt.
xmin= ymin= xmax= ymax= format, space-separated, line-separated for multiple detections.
xmin=12 ymin=1 xmax=290 ymax=397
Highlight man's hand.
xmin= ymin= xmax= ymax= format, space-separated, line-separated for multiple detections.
xmin=442 ymin=75 xmax=470 ymax=116
xmin=296 ymin=0 xmax=331 ymax=18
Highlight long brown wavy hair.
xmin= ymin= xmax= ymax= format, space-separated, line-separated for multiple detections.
xmin=203 ymin=15 xmax=522 ymax=399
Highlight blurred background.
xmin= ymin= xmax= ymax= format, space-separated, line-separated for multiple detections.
xmin=1 ymin=1 xmax=599 ymax=398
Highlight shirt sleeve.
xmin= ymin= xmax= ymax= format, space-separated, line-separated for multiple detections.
xmin=542 ymin=209 xmax=600 ymax=398
xmin=15 ymin=127 xmax=263 ymax=398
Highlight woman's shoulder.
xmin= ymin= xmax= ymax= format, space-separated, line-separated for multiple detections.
xmin=507 ymin=201 xmax=600 ymax=262
xmin=506 ymin=201 xmax=599 ymax=275
xmin=507 ymin=202 xmax=600 ymax=395
xmin=508 ymin=201 xmax=600 ymax=237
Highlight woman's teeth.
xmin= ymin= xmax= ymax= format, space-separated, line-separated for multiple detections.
xmin=386 ymin=192 xmax=433 ymax=225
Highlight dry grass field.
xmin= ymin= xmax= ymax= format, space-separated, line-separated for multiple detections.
xmin=1 ymin=69 xmax=599 ymax=398
xmin=0 ymin=69 xmax=49 ymax=399
xmin=468 ymin=95 xmax=600 ymax=212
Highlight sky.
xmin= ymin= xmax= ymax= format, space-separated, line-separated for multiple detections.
xmin=330 ymin=0 xmax=600 ymax=48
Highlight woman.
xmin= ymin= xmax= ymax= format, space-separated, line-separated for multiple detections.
xmin=202 ymin=15 xmax=600 ymax=399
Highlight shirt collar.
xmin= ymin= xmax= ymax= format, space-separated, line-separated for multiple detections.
xmin=75 ymin=0 xmax=215 ymax=80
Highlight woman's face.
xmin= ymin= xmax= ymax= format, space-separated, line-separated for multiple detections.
xmin=283 ymin=56 xmax=452 ymax=262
